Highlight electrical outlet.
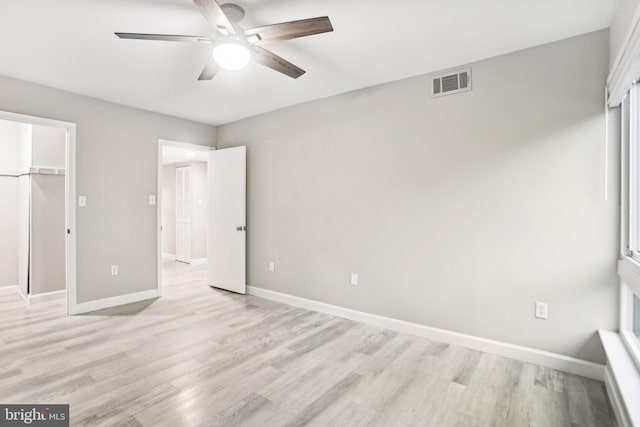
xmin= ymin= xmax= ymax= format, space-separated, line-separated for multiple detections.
xmin=111 ymin=265 xmax=118 ymax=276
xmin=535 ymin=301 xmax=548 ymax=319
xmin=269 ymin=262 xmax=275 ymax=272
xmin=78 ymin=196 xmax=87 ymax=207
xmin=351 ymin=273 xmax=359 ymax=286
xmin=149 ymin=195 xmax=156 ymax=206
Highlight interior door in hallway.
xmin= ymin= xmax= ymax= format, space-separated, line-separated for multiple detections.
xmin=208 ymin=146 xmax=246 ymax=294
xmin=175 ymin=166 xmax=192 ymax=263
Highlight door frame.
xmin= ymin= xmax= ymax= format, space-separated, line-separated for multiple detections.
xmin=0 ymin=110 xmax=77 ymax=315
xmin=175 ymin=165 xmax=192 ymax=264
xmin=157 ymin=139 xmax=215 ymax=296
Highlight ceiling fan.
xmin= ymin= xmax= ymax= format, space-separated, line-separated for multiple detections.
xmin=115 ymin=0 xmax=333 ymax=80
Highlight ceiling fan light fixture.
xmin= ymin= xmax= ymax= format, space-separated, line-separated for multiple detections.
xmin=115 ymin=1 xmax=333 ymax=80
xmin=213 ymin=40 xmax=251 ymax=71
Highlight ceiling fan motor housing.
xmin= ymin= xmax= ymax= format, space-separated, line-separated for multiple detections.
xmin=220 ymin=3 xmax=245 ymax=23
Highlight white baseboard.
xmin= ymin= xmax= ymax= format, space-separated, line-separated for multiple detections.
xmin=0 ymin=286 xmax=33 ymax=304
xmin=29 ymin=289 xmax=66 ymax=304
xmin=247 ymin=286 xmax=605 ymax=381
xmin=17 ymin=286 xmax=28 ymax=303
xmin=190 ymin=258 xmax=207 ymax=266
xmin=71 ymin=288 xmax=160 ymax=315
xmin=162 ymin=253 xmax=176 ymax=260
xmin=0 ymin=285 xmax=19 ymax=296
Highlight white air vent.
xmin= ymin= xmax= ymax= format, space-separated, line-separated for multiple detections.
xmin=430 ymin=68 xmax=471 ymax=97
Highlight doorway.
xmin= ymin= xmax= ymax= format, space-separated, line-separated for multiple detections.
xmin=0 ymin=111 xmax=76 ymax=314
xmin=157 ymin=140 xmax=247 ymax=296
xmin=158 ymin=140 xmax=212 ymax=293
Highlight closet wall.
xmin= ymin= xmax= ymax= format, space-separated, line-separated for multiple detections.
xmin=0 ymin=119 xmax=22 ymax=289
xmin=30 ymin=125 xmax=66 ymax=295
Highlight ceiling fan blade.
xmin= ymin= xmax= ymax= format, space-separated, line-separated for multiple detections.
xmin=115 ymin=33 xmax=212 ymax=43
xmin=198 ymin=55 xmax=220 ymax=80
xmin=245 ymin=17 xmax=333 ymax=45
xmin=193 ymin=0 xmax=235 ymax=35
xmin=252 ymin=46 xmax=305 ymax=79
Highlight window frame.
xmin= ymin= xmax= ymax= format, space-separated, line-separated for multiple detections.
xmin=620 ymin=284 xmax=640 ymax=369
xmin=619 ymin=83 xmax=640 ymax=370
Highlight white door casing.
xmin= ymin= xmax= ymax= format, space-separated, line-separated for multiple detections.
xmin=175 ymin=166 xmax=192 ymax=263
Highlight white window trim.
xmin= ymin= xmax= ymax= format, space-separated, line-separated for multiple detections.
xmin=620 ymin=281 xmax=640 ymax=369
xmin=606 ymin=82 xmax=640 ymax=427
xmin=619 ymin=85 xmax=640 ymax=369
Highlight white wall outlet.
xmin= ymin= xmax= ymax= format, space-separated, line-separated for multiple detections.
xmin=149 ymin=195 xmax=156 ymax=206
xmin=78 ymin=196 xmax=87 ymax=207
xmin=197 ymin=199 xmax=203 ymax=207
xmin=535 ymin=301 xmax=548 ymax=319
xmin=351 ymin=273 xmax=359 ymax=286
xmin=269 ymin=262 xmax=275 ymax=272
xmin=111 ymin=265 xmax=118 ymax=276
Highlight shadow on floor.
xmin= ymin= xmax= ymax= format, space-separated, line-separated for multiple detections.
xmin=81 ymin=298 xmax=160 ymax=316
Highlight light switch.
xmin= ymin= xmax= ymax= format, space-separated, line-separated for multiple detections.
xmin=197 ymin=199 xmax=203 ymax=207
xmin=149 ymin=195 xmax=156 ymax=206
xmin=78 ymin=196 xmax=87 ymax=207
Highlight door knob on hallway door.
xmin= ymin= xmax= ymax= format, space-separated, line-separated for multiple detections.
xmin=236 ymin=226 xmax=246 ymax=231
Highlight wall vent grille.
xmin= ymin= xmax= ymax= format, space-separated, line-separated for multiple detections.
xmin=431 ymin=68 xmax=472 ymax=97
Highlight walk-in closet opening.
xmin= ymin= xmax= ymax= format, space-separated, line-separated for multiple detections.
xmin=0 ymin=111 xmax=76 ymax=312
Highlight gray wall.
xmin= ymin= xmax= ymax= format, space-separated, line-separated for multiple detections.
xmin=31 ymin=124 xmax=66 ymax=169
xmin=0 ymin=75 xmax=217 ymax=304
xmin=162 ymin=161 xmax=208 ymax=260
xmin=0 ymin=177 xmax=18 ymax=287
xmin=0 ymin=119 xmax=22 ymax=171
xmin=0 ymin=120 xmax=21 ymax=287
xmin=218 ymin=30 xmax=618 ymax=363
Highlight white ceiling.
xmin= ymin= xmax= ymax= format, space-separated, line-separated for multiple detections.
xmin=0 ymin=0 xmax=618 ymax=126
xmin=162 ymin=145 xmax=209 ymax=165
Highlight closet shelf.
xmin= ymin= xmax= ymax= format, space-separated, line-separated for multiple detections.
xmin=30 ymin=166 xmax=65 ymax=176
xmin=0 ymin=167 xmax=65 ymax=177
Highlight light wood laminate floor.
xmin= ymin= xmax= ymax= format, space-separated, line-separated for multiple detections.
xmin=0 ymin=261 xmax=616 ymax=427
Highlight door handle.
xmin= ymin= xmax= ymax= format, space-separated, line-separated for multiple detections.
xmin=236 ymin=226 xmax=246 ymax=231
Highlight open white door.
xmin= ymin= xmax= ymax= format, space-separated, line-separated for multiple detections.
xmin=175 ymin=166 xmax=192 ymax=263
xmin=208 ymin=146 xmax=246 ymax=294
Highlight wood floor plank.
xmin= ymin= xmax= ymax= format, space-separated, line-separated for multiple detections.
xmin=0 ymin=261 xmax=616 ymax=427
